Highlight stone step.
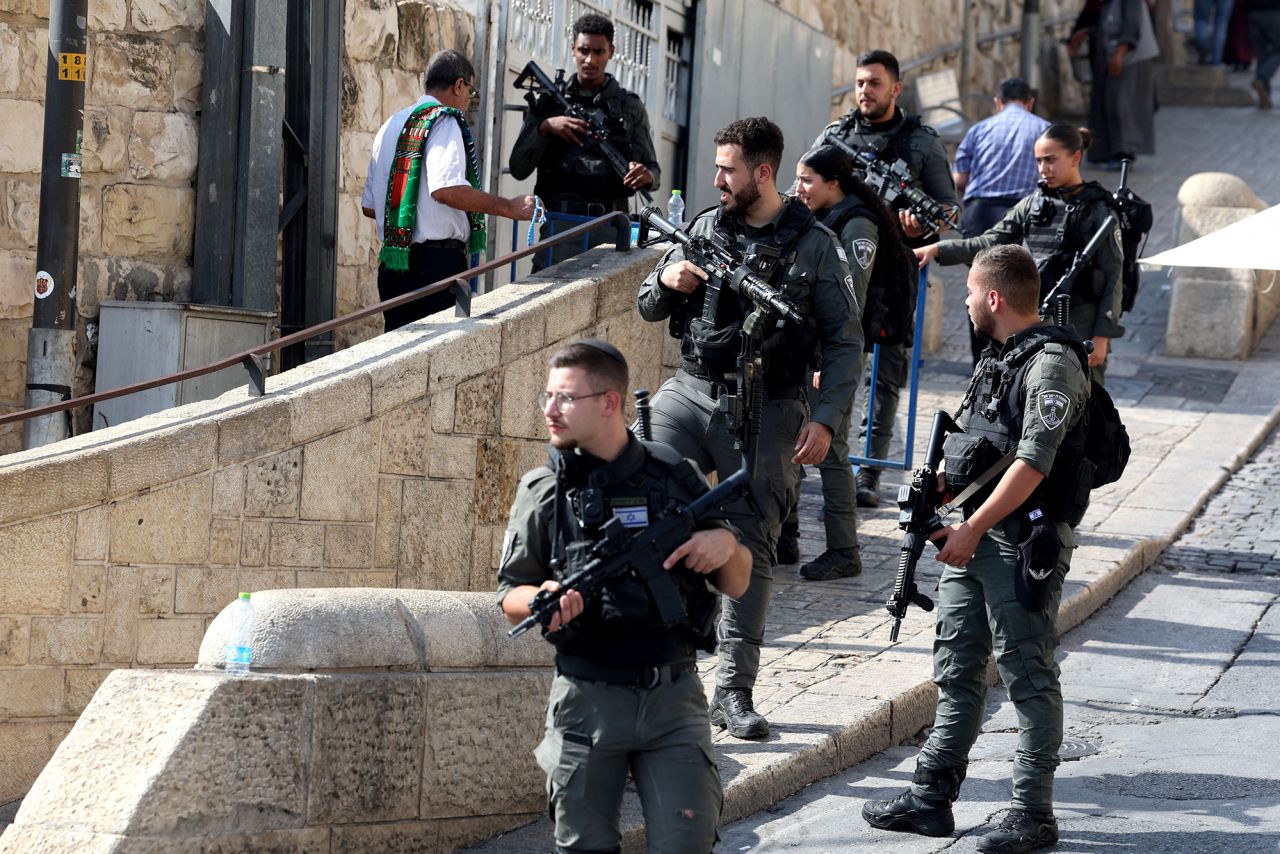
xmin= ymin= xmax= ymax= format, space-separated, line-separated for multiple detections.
xmin=1158 ymin=63 xmax=1230 ymax=88
xmin=1158 ymin=82 xmax=1258 ymax=108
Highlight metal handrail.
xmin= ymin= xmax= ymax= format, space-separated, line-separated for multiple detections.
xmin=0 ymin=211 xmax=636 ymax=429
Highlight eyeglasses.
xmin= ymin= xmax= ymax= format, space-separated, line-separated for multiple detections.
xmin=465 ymin=80 xmax=480 ymax=105
xmin=538 ymin=390 xmax=608 ymax=411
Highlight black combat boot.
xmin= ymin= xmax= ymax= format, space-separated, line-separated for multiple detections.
xmin=976 ymin=809 xmax=1059 ymax=853
xmin=800 ymin=547 xmax=862 ymax=580
xmin=861 ymin=791 xmax=954 ymax=837
xmin=855 ymin=469 xmax=881 ymax=508
xmin=776 ymin=520 xmax=800 ymax=565
xmin=710 ymin=687 xmax=769 ymax=739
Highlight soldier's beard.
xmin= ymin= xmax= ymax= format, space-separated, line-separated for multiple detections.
xmin=971 ymin=305 xmax=996 ymax=340
xmin=723 ymin=182 xmax=761 ymax=215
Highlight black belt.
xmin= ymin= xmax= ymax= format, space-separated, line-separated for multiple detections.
xmin=556 ymin=656 xmax=696 ymax=689
xmin=546 ymin=197 xmax=629 ymax=217
xmin=416 ymin=238 xmax=466 ymax=251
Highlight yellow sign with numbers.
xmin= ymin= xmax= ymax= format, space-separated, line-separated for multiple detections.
xmin=57 ymin=52 xmax=86 ymax=82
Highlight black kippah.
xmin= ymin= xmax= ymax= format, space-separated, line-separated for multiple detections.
xmin=576 ymin=338 xmax=627 ymax=367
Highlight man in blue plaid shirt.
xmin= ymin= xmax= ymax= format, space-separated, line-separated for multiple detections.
xmin=953 ymin=78 xmax=1051 ymax=364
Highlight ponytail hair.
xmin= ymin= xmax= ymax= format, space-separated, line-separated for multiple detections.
xmin=799 ymin=145 xmax=858 ymax=195
xmin=1038 ymin=122 xmax=1092 ymax=154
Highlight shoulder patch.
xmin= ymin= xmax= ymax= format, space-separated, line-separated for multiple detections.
xmin=1037 ymin=390 xmax=1071 ymax=431
xmin=852 ymin=238 xmax=876 ymax=270
xmin=835 ymin=246 xmax=848 ymax=264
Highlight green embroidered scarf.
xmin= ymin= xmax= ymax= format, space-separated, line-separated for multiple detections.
xmin=379 ymin=102 xmax=486 ymax=271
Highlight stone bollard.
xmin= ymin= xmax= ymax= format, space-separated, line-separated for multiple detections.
xmin=0 ymin=589 xmax=555 ymax=854
xmin=1166 ymin=173 xmax=1274 ymax=359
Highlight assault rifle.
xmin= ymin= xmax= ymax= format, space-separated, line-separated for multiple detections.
xmin=821 ymin=132 xmax=959 ymax=236
xmin=513 ymin=61 xmax=653 ymax=204
xmin=1038 ymin=211 xmax=1117 ymax=324
xmin=637 ymin=206 xmax=803 ymax=472
xmin=888 ymin=411 xmax=957 ymax=641
xmin=508 ymin=467 xmax=751 ymax=639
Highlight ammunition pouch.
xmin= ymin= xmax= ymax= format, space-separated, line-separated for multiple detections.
xmin=681 ymin=317 xmax=742 ymax=377
xmin=942 ymin=432 xmax=1003 ymax=510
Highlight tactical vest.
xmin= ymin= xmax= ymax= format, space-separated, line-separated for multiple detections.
xmin=1024 ymin=182 xmax=1113 ymax=303
xmin=533 ymin=75 xmax=636 ymax=201
xmin=823 ymin=196 xmax=917 ymax=350
xmin=677 ymin=197 xmax=819 ymax=389
xmin=546 ymin=438 xmax=720 ymax=664
xmin=942 ymin=326 xmax=1093 ymax=527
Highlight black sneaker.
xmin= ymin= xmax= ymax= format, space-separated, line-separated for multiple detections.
xmin=976 ymin=809 xmax=1059 ymax=853
xmin=800 ymin=548 xmax=862 ymax=580
xmin=855 ymin=470 xmax=881 ymax=508
xmin=710 ymin=687 xmax=769 ymax=739
xmin=776 ymin=523 xmax=800 ymax=565
xmin=861 ymin=790 xmax=955 ymax=837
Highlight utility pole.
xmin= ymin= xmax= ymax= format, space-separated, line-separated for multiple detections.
xmin=24 ymin=0 xmax=88 ymax=449
xmin=1020 ymin=0 xmax=1042 ymax=93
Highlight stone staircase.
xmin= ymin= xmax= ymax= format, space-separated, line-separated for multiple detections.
xmin=1156 ymin=63 xmax=1258 ymax=107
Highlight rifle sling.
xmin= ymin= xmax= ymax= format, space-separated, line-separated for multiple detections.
xmin=935 ymin=448 xmax=1019 ymax=520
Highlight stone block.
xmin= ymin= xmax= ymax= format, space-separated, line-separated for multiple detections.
xmin=472 ymin=438 xmax=522 ymax=527
xmin=0 ymin=99 xmax=43 ymax=173
xmin=0 ymin=668 xmax=64 ymax=718
xmin=337 ymin=191 xmax=376 ymax=266
xmin=0 ymin=720 xmax=74 ymax=806
xmin=0 ymin=514 xmax=75 ymax=614
xmin=31 ymin=617 xmax=102 ymax=665
xmin=348 ymin=570 xmax=396 ymax=587
xmin=469 ymin=525 xmax=494 ymax=592
xmin=244 ymin=448 xmax=302 ymax=518
xmin=89 ymin=34 xmax=174 ymax=110
xmin=82 ymin=105 xmax=130 ymax=174
xmin=0 ymin=616 xmax=30 ymax=666
xmin=288 ymin=371 xmax=373 ymax=444
xmin=173 ymin=42 xmax=203 ymax=111
xmin=370 ymin=344 xmax=431 ymax=415
xmin=102 ymin=566 xmax=141 ymax=663
xmin=3 ymin=178 xmax=38 ymax=249
xmin=208 ymin=518 xmax=241 ymax=566
xmin=78 ymin=183 xmax=103 ymax=255
xmin=431 ymin=388 xmax=455 ymax=434
xmin=70 ymin=564 xmax=106 ymax=613
xmin=63 ymin=668 xmax=111 ymax=715
xmin=331 ymin=821 xmax=441 ymax=854
xmin=1166 ymin=275 xmax=1253 ymax=359
xmin=499 ymin=300 xmax=547 ymax=364
xmin=340 ymin=131 xmax=374 ymax=194
xmin=128 ymin=111 xmax=199 ymax=181
xmin=345 ymin=0 xmax=398 ymax=62
xmin=237 ymin=569 xmax=297 ymax=592
xmin=374 ymin=478 xmax=402 ymax=568
xmin=0 ymin=248 xmax=36 ymax=321
xmin=270 ymin=522 xmax=326 ymax=567
xmin=109 ymin=476 xmax=211 ymax=565
xmin=380 ymin=68 xmax=421 ymax=125
xmin=0 ymin=24 xmax=20 ymax=98
xmin=396 ymin=0 xmax=445 ymax=70
xmin=301 ymin=422 xmax=379 ymax=522
xmin=136 ymin=618 xmax=205 ymax=665
xmin=240 ymin=520 xmax=269 ymax=567
xmin=454 ymin=369 xmax=502 ymax=435
xmin=343 ymin=57 xmax=384 ymax=134
xmin=429 ymin=322 xmax=502 ymax=389
xmin=139 ymin=567 xmax=176 ymax=615
xmin=296 ymin=570 xmax=348 ymax=588
xmin=324 ymin=524 xmax=374 ymax=568
xmin=175 ymin=567 xmax=239 ymax=615
xmin=101 ymin=184 xmax=196 ymax=258
xmin=400 ymin=480 xmax=473 ymax=590
xmin=428 ymin=434 xmax=477 ymax=480
xmin=307 ymin=675 xmax=424 ymax=824
xmin=75 ymin=504 xmax=109 ymax=561
xmin=132 ymin=0 xmax=205 ymax=32
xmin=548 ymin=282 xmax=599 ymax=342
xmin=212 ymin=466 xmax=246 ymax=517
xmin=216 ymin=398 xmax=291 ymax=464
xmin=108 ymin=422 xmax=217 ymax=497
xmin=500 ymin=347 xmax=553 ymax=440
xmin=0 ymin=454 xmax=110 ymax=526
xmin=421 ymin=672 xmax=550 ymax=819
xmin=380 ymin=400 xmax=431 ymax=476
xmin=1177 ymin=172 xmax=1266 ymax=210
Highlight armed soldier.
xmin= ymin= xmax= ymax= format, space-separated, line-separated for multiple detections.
xmin=498 ymin=339 xmax=750 ymax=853
xmin=638 ymin=117 xmax=863 ymax=739
xmin=809 ymin=49 xmax=960 ymax=512
xmin=862 ymin=245 xmax=1091 ymax=854
xmin=509 ymin=13 xmax=659 ymax=271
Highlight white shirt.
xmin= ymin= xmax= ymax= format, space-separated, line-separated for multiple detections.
xmin=362 ymin=95 xmax=471 ymax=244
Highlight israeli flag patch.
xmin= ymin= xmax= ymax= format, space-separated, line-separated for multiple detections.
xmin=611 ymin=498 xmax=650 ymax=529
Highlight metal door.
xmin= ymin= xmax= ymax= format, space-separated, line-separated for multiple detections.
xmin=685 ymin=0 xmax=834 ymax=213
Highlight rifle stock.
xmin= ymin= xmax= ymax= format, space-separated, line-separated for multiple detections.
xmin=508 ymin=467 xmax=751 ymax=639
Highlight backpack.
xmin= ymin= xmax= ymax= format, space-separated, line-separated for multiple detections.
xmin=824 ymin=198 xmax=917 ymax=350
xmin=1109 ymin=183 xmax=1153 ymax=314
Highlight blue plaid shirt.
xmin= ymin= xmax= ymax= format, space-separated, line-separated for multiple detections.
xmin=954 ymin=103 xmax=1051 ymax=201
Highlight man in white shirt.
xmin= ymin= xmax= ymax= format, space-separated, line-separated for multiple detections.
xmin=362 ymin=49 xmax=535 ymax=330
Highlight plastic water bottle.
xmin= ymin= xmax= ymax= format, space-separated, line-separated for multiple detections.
xmin=667 ymin=189 xmax=685 ymax=225
xmin=224 ymin=592 xmax=254 ymax=676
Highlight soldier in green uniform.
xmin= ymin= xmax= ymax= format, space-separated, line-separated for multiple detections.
xmin=509 ymin=13 xmax=659 ymax=271
xmin=637 ymin=118 xmax=864 ymax=739
xmin=786 ymin=144 xmax=915 ymax=580
xmin=862 ymin=245 xmax=1092 ymax=854
xmin=807 ymin=49 xmax=960 ymax=512
xmin=916 ymin=123 xmax=1124 ymax=385
xmin=498 ymin=339 xmax=751 ymax=854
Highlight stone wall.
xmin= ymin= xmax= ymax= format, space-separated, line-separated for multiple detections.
xmin=0 ymin=0 xmax=474 ymax=454
xmin=0 ymin=245 xmax=667 ymax=808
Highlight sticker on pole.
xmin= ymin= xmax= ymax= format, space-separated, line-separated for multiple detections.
xmin=60 ymin=153 xmax=82 ymax=179
xmin=34 ymin=271 xmax=54 ymax=300
xmin=57 ymin=52 xmax=86 ymax=82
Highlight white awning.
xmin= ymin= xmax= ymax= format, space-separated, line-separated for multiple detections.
xmin=1140 ymin=204 xmax=1280 ymax=272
